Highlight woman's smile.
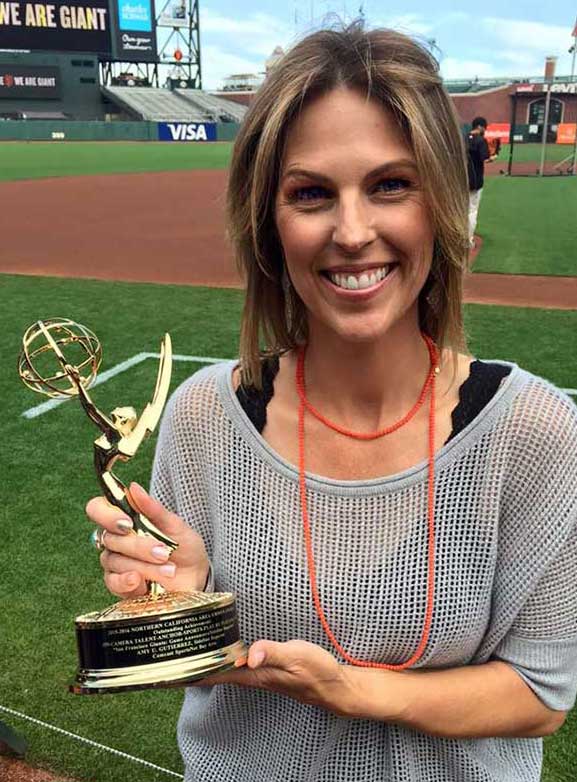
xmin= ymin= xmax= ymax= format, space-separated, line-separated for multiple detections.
xmin=319 ymin=262 xmax=400 ymax=298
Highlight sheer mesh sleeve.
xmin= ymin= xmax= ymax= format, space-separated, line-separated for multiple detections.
xmin=490 ymin=384 xmax=577 ymax=711
xmin=150 ymin=394 xmax=178 ymax=514
xmin=492 ymin=517 xmax=577 ymax=710
xmin=149 ymin=366 xmax=215 ymax=552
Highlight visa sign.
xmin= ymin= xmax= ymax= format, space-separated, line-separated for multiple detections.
xmin=158 ymin=122 xmax=217 ymax=142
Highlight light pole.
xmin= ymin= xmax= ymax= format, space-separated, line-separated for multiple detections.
xmin=571 ymin=17 xmax=577 ymax=174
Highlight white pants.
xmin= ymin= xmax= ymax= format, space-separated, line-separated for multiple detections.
xmin=468 ymin=188 xmax=483 ymax=245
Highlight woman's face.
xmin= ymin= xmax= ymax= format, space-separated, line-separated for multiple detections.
xmin=275 ymin=86 xmax=435 ymax=346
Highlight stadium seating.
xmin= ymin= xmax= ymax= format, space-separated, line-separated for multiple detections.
xmin=103 ymin=86 xmax=207 ymax=121
xmin=444 ymin=80 xmax=507 ymax=94
xmin=176 ymin=90 xmax=247 ymax=123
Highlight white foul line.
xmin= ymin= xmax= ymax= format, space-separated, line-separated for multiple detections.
xmin=21 ymin=353 xmax=577 ymax=419
xmin=21 ymin=353 xmax=228 ymax=419
xmin=0 ymin=704 xmax=184 ymax=778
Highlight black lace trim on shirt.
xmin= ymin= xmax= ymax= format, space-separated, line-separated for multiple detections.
xmin=446 ymin=360 xmax=511 ymax=442
xmin=236 ymin=356 xmax=512 ymax=443
xmin=236 ymin=355 xmax=280 ymax=434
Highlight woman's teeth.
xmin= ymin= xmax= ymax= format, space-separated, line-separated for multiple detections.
xmin=326 ymin=265 xmax=391 ymax=290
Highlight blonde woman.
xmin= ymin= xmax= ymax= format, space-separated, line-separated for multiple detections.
xmin=87 ymin=24 xmax=577 ymax=782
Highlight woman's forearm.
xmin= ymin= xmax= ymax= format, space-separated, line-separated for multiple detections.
xmin=340 ymin=660 xmax=566 ymax=738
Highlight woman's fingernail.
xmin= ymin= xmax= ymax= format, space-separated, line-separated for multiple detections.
xmin=159 ymin=563 xmax=176 ymax=577
xmin=251 ymin=650 xmax=266 ymax=668
xmin=116 ymin=519 xmax=133 ymax=534
xmin=152 ymin=545 xmax=170 ymax=561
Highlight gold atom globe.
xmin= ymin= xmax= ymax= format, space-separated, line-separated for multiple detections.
xmin=18 ymin=318 xmax=102 ymax=399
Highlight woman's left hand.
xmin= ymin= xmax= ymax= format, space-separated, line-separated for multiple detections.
xmin=193 ymin=639 xmax=354 ymax=716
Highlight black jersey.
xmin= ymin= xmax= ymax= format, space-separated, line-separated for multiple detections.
xmin=467 ymin=132 xmax=490 ymax=190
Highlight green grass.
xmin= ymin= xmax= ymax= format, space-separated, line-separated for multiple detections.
xmin=1 ymin=140 xmax=571 ymax=181
xmin=474 ymin=177 xmax=577 ymax=276
xmin=0 ymin=141 xmax=570 ymax=183
xmin=0 ymin=274 xmax=243 ymax=782
xmin=0 ymin=141 xmax=233 ymax=181
xmin=499 ymin=143 xmax=572 ymax=164
xmin=464 ymin=304 xmax=577 ymax=389
xmin=1 ymin=273 xmax=576 ymax=781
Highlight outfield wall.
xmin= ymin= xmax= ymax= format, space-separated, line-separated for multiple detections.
xmin=3 ymin=119 xmax=572 ymax=146
xmin=0 ymin=120 xmax=241 ymax=141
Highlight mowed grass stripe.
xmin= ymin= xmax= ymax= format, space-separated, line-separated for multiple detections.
xmin=1 ymin=273 xmax=576 ymax=781
xmin=474 ymin=176 xmax=577 ymax=277
xmin=499 ymin=142 xmax=573 ymax=164
xmin=1 ymin=140 xmax=572 ymax=178
xmin=0 ymin=141 xmax=233 ymax=182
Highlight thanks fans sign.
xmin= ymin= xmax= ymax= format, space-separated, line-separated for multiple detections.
xmin=0 ymin=0 xmax=113 ymax=54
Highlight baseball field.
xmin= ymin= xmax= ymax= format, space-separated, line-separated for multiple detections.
xmin=0 ymin=141 xmax=576 ymax=782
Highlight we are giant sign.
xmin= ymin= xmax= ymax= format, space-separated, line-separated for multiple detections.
xmin=158 ymin=122 xmax=217 ymax=142
xmin=0 ymin=65 xmax=61 ymax=98
xmin=0 ymin=0 xmax=112 ymax=54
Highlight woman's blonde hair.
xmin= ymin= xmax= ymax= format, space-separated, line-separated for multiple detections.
xmin=227 ymin=22 xmax=469 ymax=387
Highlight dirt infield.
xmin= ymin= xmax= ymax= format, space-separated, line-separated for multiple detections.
xmin=0 ymin=756 xmax=77 ymax=781
xmin=0 ymin=169 xmax=575 ymax=309
xmin=464 ymin=272 xmax=577 ymax=309
xmin=0 ymin=170 xmax=233 ymax=288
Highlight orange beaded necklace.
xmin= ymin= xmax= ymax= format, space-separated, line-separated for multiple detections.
xmin=295 ymin=333 xmax=440 ymax=671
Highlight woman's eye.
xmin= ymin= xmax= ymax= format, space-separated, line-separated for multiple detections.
xmin=285 ymin=179 xmax=410 ymax=205
xmin=290 ymin=185 xmax=330 ymax=202
xmin=374 ymin=178 xmax=410 ymax=194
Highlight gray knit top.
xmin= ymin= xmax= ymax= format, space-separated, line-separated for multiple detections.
xmin=150 ymin=360 xmax=577 ymax=782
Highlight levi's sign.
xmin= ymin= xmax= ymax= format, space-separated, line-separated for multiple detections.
xmin=158 ymin=122 xmax=217 ymax=142
xmin=516 ymin=82 xmax=577 ymax=94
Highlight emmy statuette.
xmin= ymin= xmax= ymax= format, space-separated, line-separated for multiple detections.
xmin=18 ymin=318 xmax=246 ymax=694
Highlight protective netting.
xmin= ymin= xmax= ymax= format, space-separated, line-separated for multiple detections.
xmin=505 ymin=84 xmax=577 ymax=177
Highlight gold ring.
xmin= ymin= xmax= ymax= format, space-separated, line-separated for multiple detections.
xmin=90 ymin=528 xmax=107 ymax=551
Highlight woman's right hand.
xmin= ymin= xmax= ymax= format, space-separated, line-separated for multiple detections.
xmin=85 ymin=481 xmax=209 ymax=598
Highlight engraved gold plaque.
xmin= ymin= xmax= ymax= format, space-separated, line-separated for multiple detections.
xmin=18 ymin=318 xmax=246 ymax=694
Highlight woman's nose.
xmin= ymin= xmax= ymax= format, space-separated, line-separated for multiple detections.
xmin=332 ymin=197 xmax=377 ymax=253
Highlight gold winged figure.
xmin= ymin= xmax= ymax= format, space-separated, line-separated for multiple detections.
xmin=38 ymin=321 xmax=177 ymax=552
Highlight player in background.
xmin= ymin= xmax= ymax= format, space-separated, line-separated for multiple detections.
xmin=467 ymin=117 xmax=498 ymax=250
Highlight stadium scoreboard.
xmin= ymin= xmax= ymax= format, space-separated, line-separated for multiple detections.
xmin=0 ymin=0 xmax=158 ymax=61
